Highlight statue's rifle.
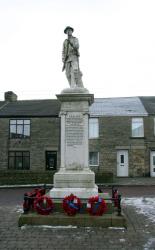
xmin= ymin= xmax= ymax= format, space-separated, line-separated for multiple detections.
xmin=62 ymin=40 xmax=69 ymax=72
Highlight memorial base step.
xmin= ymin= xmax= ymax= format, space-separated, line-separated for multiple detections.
xmin=18 ymin=212 xmax=127 ymax=228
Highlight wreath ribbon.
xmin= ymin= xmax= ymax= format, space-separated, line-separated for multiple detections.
xmin=67 ymin=201 xmax=79 ymax=210
xmin=93 ymin=197 xmax=102 ymax=213
xmin=87 ymin=196 xmax=107 ymax=216
xmin=63 ymin=194 xmax=82 ymax=216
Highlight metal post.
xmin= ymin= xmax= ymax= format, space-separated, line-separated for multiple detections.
xmin=23 ymin=193 xmax=30 ymax=214
xmin=43 ymin=184 xmax=47 ymax=192
xmin=117 ymin=194 xmax=122 ymax=216
xmin=112 ymin=186 xmax=114 ymax=198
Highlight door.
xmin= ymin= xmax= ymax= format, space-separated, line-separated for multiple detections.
xmin=46 ymin=151 xmax=57 ymax=170
xmin=150 ymin=151 xmax=155 ymax=177
xmin=117 ymin=150 xmax=128 ymax=177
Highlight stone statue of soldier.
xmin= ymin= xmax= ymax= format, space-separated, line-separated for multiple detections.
xmin=62 ymin=26 xmax=84 ymax=88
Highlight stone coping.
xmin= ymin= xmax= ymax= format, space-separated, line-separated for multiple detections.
xmin=60 ymin=87 xmax=89 ymax=94
xmin=56 ymin=92 xmax=94 ymax=105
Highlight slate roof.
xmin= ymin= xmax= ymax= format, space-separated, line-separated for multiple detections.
xmin=0 ymin=96 xmax=149 ymax=117
xmin=139 ymin=97 xmax=155 ymax=115
xmin=0 ymin=101 xmax=5 ymax=109
xmin=89 ymin=97 xmax=148 ymax=117
xmin=0 ymin=100 xmax=60 ymax=117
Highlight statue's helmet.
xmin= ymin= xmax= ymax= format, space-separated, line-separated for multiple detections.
xmin=64 ymin=26 xmax=74 ymax=34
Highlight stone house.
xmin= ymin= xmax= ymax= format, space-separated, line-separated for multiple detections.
xmin=89 ymin=97 xmax=149 ymax=177
xmin=0 ymin=91 xmax=155 ymax=183
xmin=139 ymin=96 xmax=155 ymax=177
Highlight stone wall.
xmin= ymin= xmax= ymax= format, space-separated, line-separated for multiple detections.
xmin=0 ymin=118 xmax=9 ymax=170
xmin=0 ymin=170 xmax=56 ymax=185
xmin=89 ymin=116 xmax=155 ymax=177
xmin=90 ymin=116 xmax=131 ymax=175
xmin=0 ymin=117 xmax=60 ymax=171
xmin=0 ymin=115 xmax=155 ymax=180
xmin=144 ymin=116 xmax=155 ymax=176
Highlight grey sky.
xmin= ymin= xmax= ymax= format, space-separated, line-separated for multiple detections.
xmin=0 ymin=0 xmax=155 ymax=100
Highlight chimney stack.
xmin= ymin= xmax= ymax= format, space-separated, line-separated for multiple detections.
xmin=4 ymin=91 xmax=17 ymax=102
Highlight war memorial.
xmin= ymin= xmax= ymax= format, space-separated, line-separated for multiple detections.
xmin=18 ymin=26 xmax=126 ymax=227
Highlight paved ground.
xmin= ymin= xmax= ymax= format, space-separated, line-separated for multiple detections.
xmin=0 ymin=187 xmax=155 ymax=250
xmin=112 ymin=177 xmax=155 ymax=186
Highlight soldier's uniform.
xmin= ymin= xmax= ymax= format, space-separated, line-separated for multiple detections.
xmin=62 ymin=27 xmax=83 ymax=88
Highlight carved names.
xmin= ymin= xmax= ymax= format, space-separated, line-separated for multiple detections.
xmin=66 ymin=114 xmax=84 ymax=146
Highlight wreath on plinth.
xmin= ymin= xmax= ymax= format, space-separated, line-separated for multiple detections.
xmin=63 ymin=194 xmax=82 ymax=216
xmin=87 ymin=196 xmax=107 ymax=216
xmin=34 ymin=195 xmax=54 ymax=215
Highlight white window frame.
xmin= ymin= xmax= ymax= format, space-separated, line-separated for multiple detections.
xmin=132 ymin=118 xmax=144 ymax=137
xmin=89 ymin=152 xmax=99 ymax=166
xmin=89 ymin=118 xmax=99 ymax=139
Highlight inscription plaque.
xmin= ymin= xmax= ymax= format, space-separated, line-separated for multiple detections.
xmin=66 ymin=114 xmax=84 ymax=146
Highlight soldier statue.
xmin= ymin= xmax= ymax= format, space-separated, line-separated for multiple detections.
xmin=62 ymin=26 xmax=84 ymax=88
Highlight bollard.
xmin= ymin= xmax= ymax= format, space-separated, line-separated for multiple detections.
xmin=117 ymin=194 xmax=122 ymax=216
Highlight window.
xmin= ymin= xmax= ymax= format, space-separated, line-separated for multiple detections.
xmin=10 ymin=119 xmax=30 ymax=139
xmin=154 ymin=118 xmax=155 ymax=135
xmin=89 ymin=152 xmax=99 ymax=166
xmin=120 ymin=154 xmax=124 ymax=164
xmin=89 ymin=118 xmax=99 ymax=138
xmin=46 ymin=151 xmax=57 ymax=170
xmin=132 ymin=118 xmax=144 ymax=137
xmin=8 ymin=151 xmax=30 ymax=170
xmin=153 ymin=156 xmax=155 ymax=166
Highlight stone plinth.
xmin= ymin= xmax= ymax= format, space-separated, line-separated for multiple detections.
xmin=18 ymin=190 xmax=127 ymax=228
xmin=50 ymin=88 xmax=98 ymax=199
xmin=18 ymin=213 xmax=127 ymax=228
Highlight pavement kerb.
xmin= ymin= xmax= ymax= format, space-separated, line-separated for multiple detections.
xmin=0 ymin=184 xmax=53 ymax=189
xmin=98 ymin=183 xmax=155 ymax=187
xmin=0 ymin=182 xmax=155 ymax=189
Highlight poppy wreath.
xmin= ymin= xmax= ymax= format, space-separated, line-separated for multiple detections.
xmin=23 ymin=188 xmax=46 ymax=213
xmin=87 ymin=196 xmax=107 ymax=216
xmin=63 ymin=194 xmax=82 ymax=216
xmin=34 ymin=195 xmax=54 ymax=215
